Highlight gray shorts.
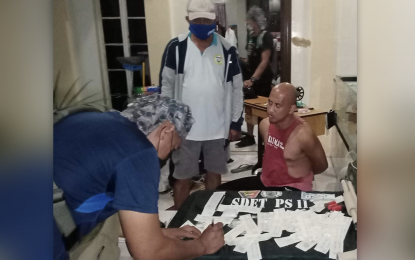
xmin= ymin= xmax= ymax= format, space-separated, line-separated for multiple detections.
xmin=172 ymin=139 xmax=228 ymax=180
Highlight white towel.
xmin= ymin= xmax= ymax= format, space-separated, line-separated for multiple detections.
xmin=225 ymin=28 xmax=238 ymax=47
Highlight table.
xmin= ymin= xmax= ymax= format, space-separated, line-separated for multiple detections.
xmin=244 ymin=96 xmax=327 ymax=172
xmin=169 ymin=190 xmax=357 ymax=260
xmin=159 ymin=210 xmax=177 ymax=227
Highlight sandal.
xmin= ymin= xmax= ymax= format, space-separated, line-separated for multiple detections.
xmin=231 ymin=164 xmax=254 ymax=174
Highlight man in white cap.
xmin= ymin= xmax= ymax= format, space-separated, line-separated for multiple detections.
xmin=160 ymin=0 xmax=244 ymax=209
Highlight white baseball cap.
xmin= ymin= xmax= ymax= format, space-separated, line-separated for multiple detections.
xmin=187 ymin=0 xmax=216 ymax=21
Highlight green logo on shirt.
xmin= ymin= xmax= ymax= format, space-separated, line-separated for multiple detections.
xmin=214 ymin=54 xmax=223 ymax=65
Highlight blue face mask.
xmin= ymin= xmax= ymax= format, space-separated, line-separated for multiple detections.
xmin=189 ymin=22 xmax=216 ymax=40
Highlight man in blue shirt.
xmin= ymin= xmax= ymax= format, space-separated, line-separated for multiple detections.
xmin=54 ymin=95 xmax=224 ymax=260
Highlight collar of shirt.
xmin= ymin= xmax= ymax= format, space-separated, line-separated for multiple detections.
xmin=188 ymin=32 xmax=218 ymax=46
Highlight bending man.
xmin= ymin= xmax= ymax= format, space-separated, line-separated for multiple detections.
xmin=54 ymin=95 xmax=224 ymax=260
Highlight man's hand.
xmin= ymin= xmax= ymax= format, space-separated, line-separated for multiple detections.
xmin=199 ymin=223 xmax=225 ymax=255
xmin=162 ymin=226 xmax=201 ymax=240
xmin=244 ymin=79 xmax=253 ymax=88
xmin=228 ymin=129 xmax=241 ymax=142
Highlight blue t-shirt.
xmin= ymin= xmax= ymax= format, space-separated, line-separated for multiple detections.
xmin=53 ymin=111 xmax=160 ymax=260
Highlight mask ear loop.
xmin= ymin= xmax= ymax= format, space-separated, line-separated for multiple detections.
xmin=156 ymin=125 xmax=168 ymax=153
xmin=169 ymin=129 xmax=174 ymax=152
xmin=346 ymin=151 xmax=357 ymax=170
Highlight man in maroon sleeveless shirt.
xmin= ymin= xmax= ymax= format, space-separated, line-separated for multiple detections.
xmin=218 ymin=83 xmax=327 ymax=191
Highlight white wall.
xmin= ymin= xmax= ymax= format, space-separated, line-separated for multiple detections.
xmin=225 ymin=0 xmax=247 ymax=57
xmin=291 ymin=0 xmax=357 ymax=158
xmin=291 ymin=0 xmax=312 ymax=105
xmin=53 ymin=0 xmax=79 ymax=102
xmin=64 ymin=0 xmax=109 ymax=106
xmin=269 ymin=0 xmax=281 ymax=12
xmin=54 ymin=0 xmax=110 ymax=109
xmin=144 ymin=0 xmax=173 ymax=85
xmin=144 ymin=0 xmax=248 ymax=84
xmin=169 ymin=0 xmax=189 ymax=36
xmin=309 ymin=0 xmax=337 ymax=112
xmin=335 ymin=0 xmax=357 ymax=76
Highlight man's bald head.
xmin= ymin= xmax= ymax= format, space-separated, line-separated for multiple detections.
xmin=267 ymin=83 xmax=297 ymax=124
xmin=271 ymin=83 xmax=297 ymax=106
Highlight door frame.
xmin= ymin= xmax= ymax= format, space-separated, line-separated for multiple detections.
xmin=280 ymin=0 xmax=291 ymax=83
xmin=246 ymin=0 xmax=291 ymax=82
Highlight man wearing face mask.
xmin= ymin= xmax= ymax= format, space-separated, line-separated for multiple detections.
xmin=160 ymin=0 xmax=244 ymax=209
xmin=236 ymin=6 xmax=275 ymax=148
xmin=53 ymin=94 xmax=225 ymax=260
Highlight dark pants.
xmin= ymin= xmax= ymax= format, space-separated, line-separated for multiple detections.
xmin=216 ymin=175 xmax=300 ymax=191
xmin=253 ymin=79 xmax=273 ymax=98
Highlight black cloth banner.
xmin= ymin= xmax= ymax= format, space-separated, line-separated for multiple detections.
xmin=169 ymin=190 xmax=357 ymax=260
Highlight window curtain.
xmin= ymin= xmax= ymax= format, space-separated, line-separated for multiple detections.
xmin=215 ymin=3 xmax=227 ymax=30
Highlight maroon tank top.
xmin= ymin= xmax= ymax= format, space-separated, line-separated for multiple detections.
xmin=260 ymin=117 xmax=313 ymax=191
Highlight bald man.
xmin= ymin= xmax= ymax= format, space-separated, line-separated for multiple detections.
xmin=218 ymin=83 xmax=328 ymax=191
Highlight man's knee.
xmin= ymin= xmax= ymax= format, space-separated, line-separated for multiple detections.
xmin=174 ymin=178 xmax=192 ymax=189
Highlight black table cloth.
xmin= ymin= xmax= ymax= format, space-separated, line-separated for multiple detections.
xmin=168 ymin=190 xmax=357 ymax=260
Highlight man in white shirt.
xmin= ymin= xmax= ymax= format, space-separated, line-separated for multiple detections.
xmin=160 ymin=0 xmax=244 ymax=209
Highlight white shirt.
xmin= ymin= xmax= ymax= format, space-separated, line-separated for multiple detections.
xmin=182 ymin=34 xmax=226 ymax=141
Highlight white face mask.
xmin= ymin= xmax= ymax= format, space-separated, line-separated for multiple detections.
xmin=247 ymin=24 xmax=255 ymax=36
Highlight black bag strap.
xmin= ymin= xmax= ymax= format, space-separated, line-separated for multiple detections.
xmin=53 ymin=181 xmax=79 ymax=250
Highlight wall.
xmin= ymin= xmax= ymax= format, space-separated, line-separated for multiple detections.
xmin=291 ymin=0 xmax=312 ymax=105
xmin=169 ymin=0 xmax=189 ymax=36
xmin=308 ymin=0 xmax=336 ymax=112
xmin=228 ymin=0 xmax=248 ymax=58
xmin=1 ymin=0 xmax=52 ymax=152
xmin=53 ymin=0 xmax=110 ymax=108
xmin=335 ymin=0 xmax=357 ymax=76
xmin=53 ymin=0 xmax=78 ymax=103
xmin=168 ymin=0 xmax=248 ymax=57
xmin=309 ymin=0 xmax=337 ymax=156
xmin=144 ymin=0 xmax=173 ymax=85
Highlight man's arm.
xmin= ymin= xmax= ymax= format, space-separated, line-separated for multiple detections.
xmin=160 ymin=38 xmax=178 ymax=98
xmin=229 ymin=47 xmax=244 ymax=141
xmin=252 ymin=49 xmax=271 ymax=79
xmin=259 ymin=118 xmax=270 ymax=141
xmin=120 ymin=210 xmax=224 ymax=260
xmin=298 ymin=125 xmax=328 ymax=175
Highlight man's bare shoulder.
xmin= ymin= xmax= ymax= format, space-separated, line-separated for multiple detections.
xmin=295 ymin=121 xmax=317 ymax=144
xmin=259 ymin=117 xmax=270 ymax=128
xmin=259 ymin=118 xmax=270 ymax=138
